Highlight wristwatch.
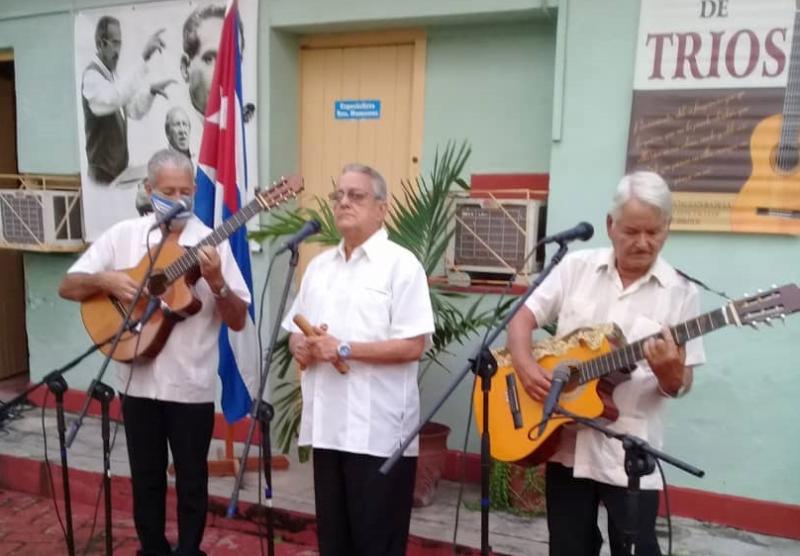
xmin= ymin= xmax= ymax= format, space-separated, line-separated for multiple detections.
xmin=212 ymin=283 xmax=230 ymax=299
xmin=337 ymin=342 xmax=352 ymax=360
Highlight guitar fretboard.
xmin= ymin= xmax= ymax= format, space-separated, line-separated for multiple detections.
xmin=161 ymin=196 xmax=265 ymax=285
xmin=576 ymin=306 xmax=731 ymax=384
xmin=778 ymin=5 xmax=800 ymax=167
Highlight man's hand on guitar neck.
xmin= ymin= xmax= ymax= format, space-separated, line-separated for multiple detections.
xmin=644 ymin=326 xmax=691 ymax=397
xmin=196 ymin=246 xmax=224 ymax=292
xmin=196 ymin=245 xmax=248 ymax=331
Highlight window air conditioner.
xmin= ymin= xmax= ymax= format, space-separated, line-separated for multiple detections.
xmin=446 ymin=196 xmax=547 ymax=284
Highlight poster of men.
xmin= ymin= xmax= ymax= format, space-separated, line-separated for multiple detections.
xmin=74 ymin=0 xmax=258 ymax=241
xmin=626 ymin=0 xmax=799 ymax=235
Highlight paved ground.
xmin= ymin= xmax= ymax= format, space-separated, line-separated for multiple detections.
xmin=0 ymin=397 xmax=799 ymax=555
xmin=0 ymin=488 xmax=319 ymax=555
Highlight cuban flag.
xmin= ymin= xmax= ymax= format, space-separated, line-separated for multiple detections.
xmin=194 ymin=0 xmax=256 ymax=423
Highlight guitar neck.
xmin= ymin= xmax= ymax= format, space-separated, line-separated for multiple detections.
xmin=779 ymin=4 xmax=800 ymax=158
xmin=161 ymin=197 xmax=264 ymax=285
xmin=577 ymin=305 xmax=734 ymax=383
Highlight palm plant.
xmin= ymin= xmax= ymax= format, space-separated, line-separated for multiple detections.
xmin=251 ymin=140 xmax=512 ymax=458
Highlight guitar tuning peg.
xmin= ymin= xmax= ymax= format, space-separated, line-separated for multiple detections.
xmin=749 ymin=322 xmax=759 ymax=330
xmin=779 ymin=314 xmax=787 ymax=324
xmin=772 ymin=284 xmax=777 ymax=289
xmin=764 ymin=317 xmax=773 ymax=327
xmin=757 ymin=288 xmax=763 ymax=294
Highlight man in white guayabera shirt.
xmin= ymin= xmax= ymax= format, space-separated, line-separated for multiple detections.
xmin=59 ymin=149 xmax=251 ymax=556
xmin=507 ymin=171 xmax=706 ymax=556
xmin=282 ymin=163 xmax=434 ymax=556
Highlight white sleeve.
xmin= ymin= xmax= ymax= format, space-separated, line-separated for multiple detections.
xmin=82 ymin=63 xmax=150 ymax=117
xmin=68 ymin=228 xmax=117 ymax=274
xmin=524 ymin=254 xmax=569 ymax=329
xmin=217 ymin=241 xmax=251 ymax=305
xmin=281 ymin=264 xmax=311 ymax=335
xmin=389 ymin=256 xmax=435 ymax=340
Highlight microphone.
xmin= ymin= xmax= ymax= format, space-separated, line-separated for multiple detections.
xmin=538 ymin=367 xmax=571 ymax=436
xmin=137 ymin=296 xmax=161 ymax=328
xmin=276 ymin=219 xmax=322 ymax=254
xmin=542 ymin=221 xmax=594 ymax=244
xmin=149 ymin=198 xmax=191 ymax=230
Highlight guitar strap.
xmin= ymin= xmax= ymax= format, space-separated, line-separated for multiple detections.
xmin=674 ymin=268 xmax=731 ymax=301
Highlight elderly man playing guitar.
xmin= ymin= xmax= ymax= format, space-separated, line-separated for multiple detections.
xmin=507 ymin=171 xmax=706 ymax=556
xmin=59 ymin=149 xmax=250 ymax=556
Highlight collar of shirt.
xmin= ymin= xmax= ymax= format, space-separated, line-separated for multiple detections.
xmin=335 ymin=226 xmax=388 ymax=262
xmin=594 ymin=247 xmax=676 ymax=292
xmin=90 ymin=54 xmax=116 ymax=81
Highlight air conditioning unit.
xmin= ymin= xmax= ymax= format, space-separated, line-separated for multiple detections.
xmin=0 ymin=176 xmax=84 ymax=252
xmin=446 ymin=196 xmax=547 ymax=284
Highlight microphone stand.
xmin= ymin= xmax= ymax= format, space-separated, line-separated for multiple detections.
xmin=380 ymin=240 xmax=572 ymax=556
xmin=226 ymin=242 xmax=302 ymax=556
xmin=553 ymin=405 xmax=704 ymax=556
xmin=47 ymin=375 xmax=76 ymax=556
xmin=63 ymin=221 xmax=173 ymax=556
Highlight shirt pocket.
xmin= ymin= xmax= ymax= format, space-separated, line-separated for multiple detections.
xmin=351 ymin=285 xmax=392 ymax=341
xmin=556 ymin=297 xmax=598 ymax=336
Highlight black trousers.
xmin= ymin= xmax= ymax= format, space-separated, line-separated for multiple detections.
xmin=545 ymin=462 xmax=662 ymax=556
xmin=122 ymin=395 xmax=215 ymax=556
xmin=312 ymin=448 xmax=417 ymax=556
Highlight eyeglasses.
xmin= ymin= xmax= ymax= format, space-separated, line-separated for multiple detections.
xmin=328 ymin=189 xmax=374 ymax=204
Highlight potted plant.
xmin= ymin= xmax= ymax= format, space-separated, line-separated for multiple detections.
xmin=252 ymin=140 xmax=511 ymax=506
xmin=487 ymin=460 xmax=546 ymax=516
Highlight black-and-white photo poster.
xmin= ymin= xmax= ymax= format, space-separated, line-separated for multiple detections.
xmin=74 ymin=0 xmax=259 ymax=241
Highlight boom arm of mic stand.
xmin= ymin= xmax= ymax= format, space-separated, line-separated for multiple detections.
xmin=65 ymin=230 xmax=171 ymax=449
xmin=554 ymin=405 xmax=704 ymax=478
xmin=0 ymin=342 xmax=102 ymax=427
xmin=379 ymin=241 xmax=571 ymax=475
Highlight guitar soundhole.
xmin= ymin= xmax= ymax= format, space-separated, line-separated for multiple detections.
xmin=772 ymin=144 xmax=800 ymax=174
xmin=149 ymin=272 xmax=168 ymax=296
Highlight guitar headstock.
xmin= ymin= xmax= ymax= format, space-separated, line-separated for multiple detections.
xmin=255 ymin=175 xmax=304 ymax=210
xmin=732 ymin=284 xmax=800 ymax=327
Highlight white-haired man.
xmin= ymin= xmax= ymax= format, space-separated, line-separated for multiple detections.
xmin=507 ymin=171 xmax=706 ymax=556
xmin=59 ymin=149 xmax=250 ymax=555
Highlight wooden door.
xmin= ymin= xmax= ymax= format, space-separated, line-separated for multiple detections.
xmin=298 ymin=29 xmax=426 ymax=266
xmin=0 ymin=54 xmax=29 ymax=380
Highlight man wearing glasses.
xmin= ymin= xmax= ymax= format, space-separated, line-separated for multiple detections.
xmin=81 ymin=16 xmax=175 ymax=185
xmin=282 ymin=164 xmax=435 ymax=556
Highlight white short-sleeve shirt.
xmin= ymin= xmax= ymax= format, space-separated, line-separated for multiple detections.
xmin=281 ymin=228 xmax=435 ymax=457
xmin=68 ymin=214 xmax=251 ymax=404
xmin=525 ymin=247 xmax=706 ymax=489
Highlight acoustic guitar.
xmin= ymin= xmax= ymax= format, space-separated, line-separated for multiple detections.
xmin=80 ymin=175 xmax=303 ymax=363
xmin=473 ymin=284 xmax=800 ymax=464
xmin=730 ymin=0 xmax=800 ymax=234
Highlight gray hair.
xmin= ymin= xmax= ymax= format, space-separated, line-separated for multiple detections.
xmin=341 ymin=163 xmax=388 ymax=201
xmin=609 ymin=171 xmax=672 ymax=222
xmin=146 ymin=149 xmax=194 ymax=184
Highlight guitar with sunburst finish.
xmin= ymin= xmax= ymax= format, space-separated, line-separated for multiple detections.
xmin=473 ymin=284 xmax=800 ymax=464
xmin=730 ymin=0 xmax=800 ymax=234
